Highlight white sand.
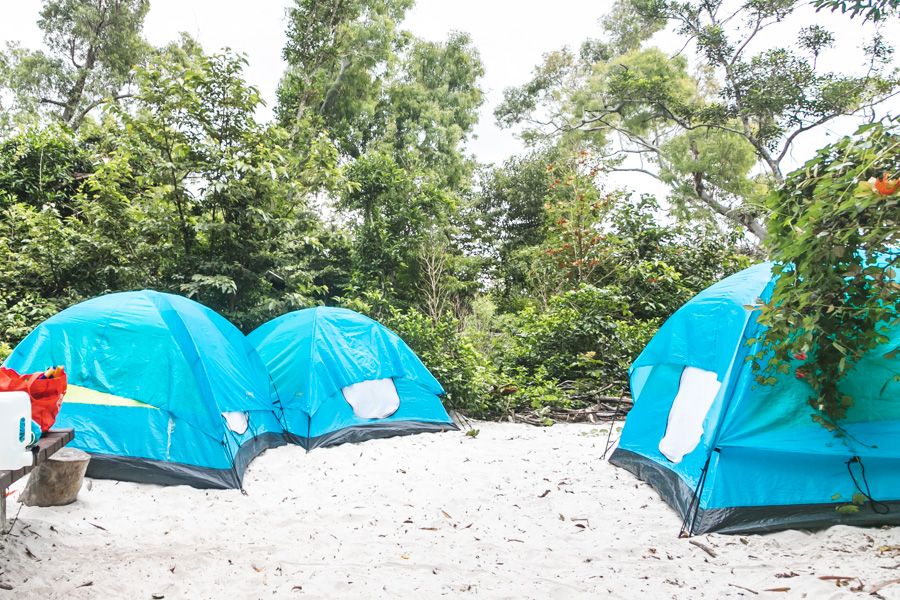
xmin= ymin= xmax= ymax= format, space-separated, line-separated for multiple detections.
xmin=1 ymin=422 xmax=898 ymax=599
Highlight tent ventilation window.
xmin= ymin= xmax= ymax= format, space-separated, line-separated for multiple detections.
xmin=658 ymin=366 xmax=721 ymax=463
xmin=342 ymin=378 xmax=400 ymax=419
xmin=222 ymin=411 xmax=249 ymax=435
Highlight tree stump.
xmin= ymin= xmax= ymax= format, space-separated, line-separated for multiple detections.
xmin=19 ymin=447 xmax=90 ymax=507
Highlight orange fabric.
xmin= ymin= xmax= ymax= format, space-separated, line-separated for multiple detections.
xmin=0 ymin=367 xmax=67 ymax=432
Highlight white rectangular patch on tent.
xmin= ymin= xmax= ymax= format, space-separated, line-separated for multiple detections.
xmin=222 ymin=411 xmax=249 ymax=435
xmin=658 ymin=366 xmax=721 ymax=463
xmin=342 ymin=378 xmax=400 ymax=419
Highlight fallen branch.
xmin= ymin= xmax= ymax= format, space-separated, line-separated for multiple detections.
xmin=689 ymin=539 xmax=717 ymax=558
xmin=509 ymin=399 xmax=633 ymax=425
xmin=870 ymin=578 xmax=900 ymax=595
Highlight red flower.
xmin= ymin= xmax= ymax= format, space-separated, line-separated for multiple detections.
xmin=795 ymin=369 xmax=807 ymax=380
xmin=792 ymin=351 xmax=807 ymax=361
xmin=873 ymin=173 xmax=900 ymax=196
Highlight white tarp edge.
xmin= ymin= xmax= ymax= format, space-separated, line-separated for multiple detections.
xmin=223 ymin=411 xmax=249 ymax=435
xmin=342 ymin=378 xmax=401 ymax=419
xmin=658 ymin=366 xmax=721 ymax=463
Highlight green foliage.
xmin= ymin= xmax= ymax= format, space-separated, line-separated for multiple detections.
xmin=465 ymin=153 xmax=753 ymax=416
xmin=814 ymin=0 xmax=899 ymax=20
xmin=340 ymin=149 xmax=447 ymax=299
xmin=279 ymin=4 xmax=485 ymax=317
xmin=496 ymin=0 xmax=898 ymax=240
xmin=118 ymin=43 xmax=340 ymax=329
xmin=754 ymin=119 xmax=899 ymax=426
xmin=473 ymin=149 xmax=754 ymax=314
xmin=542 ymin=156 xmax=609 ymax=287
xmin=0 ymin=0 xmax=149 ymax=128
xmin=500 ymin=285 xmax=654 ymax=404
xmin=5 ymin=1 xmax=885 ymax=430
xmin=278 ymin=1 xmax=484 ymax=184
xmin=469 ymin=149 xmax=559 ymax=309
xmin=0 ymin=39 xmax=342 ymax=346
xmin=277 ymin=0 xmax=414 ymax=156
xmin=0 ymin=123 xmax=93 ymax=212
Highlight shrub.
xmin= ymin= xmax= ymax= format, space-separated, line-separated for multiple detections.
xmin=372 ymin=306 xmax=497 ymax=418
xmin=497 ymin=285 xmax=657 ymax=410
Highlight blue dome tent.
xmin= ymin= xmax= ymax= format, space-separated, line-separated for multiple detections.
xmin=248 ymin=307 xmax=456 ymax=449
xmin=5 ymin=291 xmax=286 ymax=489
xmin=610 ymin=262 xmax=900 ymax=534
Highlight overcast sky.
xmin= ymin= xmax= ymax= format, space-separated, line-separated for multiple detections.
xmin=0 ymin=0 xmax=895 ymax=173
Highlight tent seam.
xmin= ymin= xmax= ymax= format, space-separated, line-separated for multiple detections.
xmin=147 ymin=292 xmax=227 ymax=444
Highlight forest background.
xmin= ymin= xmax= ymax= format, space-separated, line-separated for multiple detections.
xmin=0 ymin=0 xmax=897 ymax=422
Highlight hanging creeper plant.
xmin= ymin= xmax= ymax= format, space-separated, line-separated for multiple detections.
xmin=751 ymin=119 xmax=899 ymax=430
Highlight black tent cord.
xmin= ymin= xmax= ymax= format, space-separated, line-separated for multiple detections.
xmin=265 ymin=371 xmax=290 ymax=434
xmin=679 ymin=449 xmax=717 ymax=538
xmin=847 ymin=456 xmax=890 ymax=514
xmin=600 ymin=397 xmax=625 ymax=460
xmin=221 ymin=428 xmax=248 ymax=496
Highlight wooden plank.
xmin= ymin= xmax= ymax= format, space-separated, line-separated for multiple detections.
xmin=0 ymin=429 xmax=74 ymax=490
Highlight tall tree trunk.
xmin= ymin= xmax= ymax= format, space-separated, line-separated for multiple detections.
xmin=689 ymin=141 xmax=767 ymax=241
xmin=61 ymin=45 xmax=96 ymax=126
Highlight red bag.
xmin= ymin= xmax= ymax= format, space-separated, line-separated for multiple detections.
xmin=0 ymin=367 xmax=67 ymax=432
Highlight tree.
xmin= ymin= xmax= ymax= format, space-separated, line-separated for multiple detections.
xmin=382 ymin=33 xmax=484 ymax=189
xmin=339 ymin=149 xmax=453 ymax=303
xmin=278 ymin=2 xmax=484 ymax=312
xmin=1 ymin=0 xmax=150 ymax=130
xmin=496 ymin=0 xmax=898 ymax=240
xmin=317 ymin=30 xmax=484 ymax=309
xmin=280 ymin=8 xmax=484 ymax=180
xmin=814 ymin=0 xmax=899 ymax=20
xmin=753 ymin=119 xmax=899 ymax=429
xmin=119 ymin=40 xmax=339 ymax=328
xmin=0 ymin=122 xmax=94 ymax=215
xmin=472 ymin=147 xmax=753 ymax=311
xmin=276 ymin=0 xmax=414 ymax=156
xmin=0 ymin=121 xmax=161 ymax=351
xmin=541 ymin=154 xmax=610 ymax=287
xmin=469 ymin=150 xmax=558 ymax=307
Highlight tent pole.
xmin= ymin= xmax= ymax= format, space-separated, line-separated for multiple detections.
xmin=220 ymin=422 xmax=247 ymax=495
xmin=600 ymin=393 xmax=625 ymax=460
xmin=679 ymin=448 xmax=716 ymax=537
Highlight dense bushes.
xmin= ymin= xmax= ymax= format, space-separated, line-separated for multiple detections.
xmin=499 ymin=285 xmax=653 ymax=406
xmin=0 ymin=5 xmax=758 ymax=422
xmin=381 ymin=309 xmax=496 ymax=417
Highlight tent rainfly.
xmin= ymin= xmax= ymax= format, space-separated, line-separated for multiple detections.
xmin=610 ymin=261 xmax=900 ymax=535
xmin=248 ymin=307 xmax=456 ymax=449
xmin=5 ymin=291 xmax=285 ymax=489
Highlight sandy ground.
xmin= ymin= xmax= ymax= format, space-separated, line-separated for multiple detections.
xmin=0 ymin=422 xmax=898 ymax=599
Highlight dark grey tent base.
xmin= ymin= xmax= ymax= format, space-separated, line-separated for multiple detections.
xmin=85 ymin=432 xmax=286 ymax=490
xmin=287 ymin=421 xmax=458 ymax=450
xmin=609 ymin=447 xmax=900 ymax=535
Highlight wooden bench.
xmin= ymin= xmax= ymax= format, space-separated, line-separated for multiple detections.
xmin=0 ymin=429 xmax=74 ymax=526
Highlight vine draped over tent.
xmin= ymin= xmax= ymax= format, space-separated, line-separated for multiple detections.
xmin=753 ymin=119 xmax=900 ymax=428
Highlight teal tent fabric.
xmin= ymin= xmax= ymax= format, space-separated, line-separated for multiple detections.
xmin=5 ymin=291 xmax=285 ymax=489
xmin=248 ymin=307 xmax=456 ymax=448
xmin=611 ymin=261 xmax=900 ymax=534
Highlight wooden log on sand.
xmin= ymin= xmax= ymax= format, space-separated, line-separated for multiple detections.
xmin=19 ymin=447 xmax=90 ymax=507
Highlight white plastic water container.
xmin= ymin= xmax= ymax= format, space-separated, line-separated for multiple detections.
xmin=0 ymin=392 xmax=35 ymax=470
